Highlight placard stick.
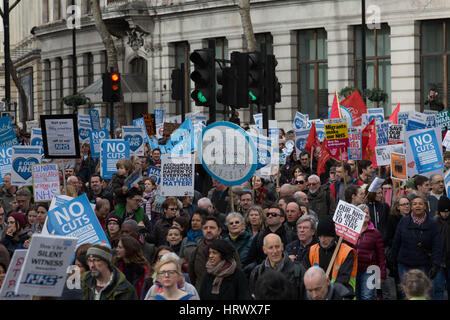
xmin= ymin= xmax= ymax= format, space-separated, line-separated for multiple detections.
xmin=340 ymin=148 xmax=347 ymax=189
xmin=310 ymin=147 xmax=314 ymax=171
xmin=326 ymin=236 xmax=343 ymax=278
xmin=229 ymin=187 xmax=235 ymax=213
xmin=392 ymin=179 xmax=397 ymax=203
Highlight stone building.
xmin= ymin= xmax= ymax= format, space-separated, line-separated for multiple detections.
xmin=2 ymin=0 xmax=450 ymax=130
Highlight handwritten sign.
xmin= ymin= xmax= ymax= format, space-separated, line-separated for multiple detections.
xmin=333 ymin=200 xmax=365 ymax=245
xmin=32 ymin=163 xmax=60 ymax=202
xmin=0 ymin=250 xmax=30 ymax=300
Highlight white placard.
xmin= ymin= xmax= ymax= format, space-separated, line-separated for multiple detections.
xmin=161 ymin=153 xmax=195 ymax=197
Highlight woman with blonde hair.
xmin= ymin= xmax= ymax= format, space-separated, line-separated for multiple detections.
xmin=245 ymin=205 xmax=266 ymax=238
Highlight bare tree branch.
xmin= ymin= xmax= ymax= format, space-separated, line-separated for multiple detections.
xmin=238 ymin=0 xmax=257 ymax=52
xmin=9 ymin=0 xmax=21 ymax=12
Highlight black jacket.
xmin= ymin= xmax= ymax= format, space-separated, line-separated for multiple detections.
xmin=367 ymin=201 xmax=390 ymax=244
xmin=249 ymin=254 xmax=306 ymax=300
xmin=199 ymin=265 xmax=251 ymax=300
xmin=285 ymin=237 xmax=318 ymax=263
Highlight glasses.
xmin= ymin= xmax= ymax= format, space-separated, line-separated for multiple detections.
xmin=266 ymin=212 xmax=280 ymax=217
xmin=87 ymin=258 xmax=103 ymax=264
xmin=167 ymin=207 xmax=178 ymax=211
xmin=308 ymin=182 xmax=319 ymax=186
xmin=295 ymin=180 xmax=305 ymax=185
xmin=228 ymin=221 xmax=241 ymax=226
xmin=157 ymin=270 xmax=178 ymax=277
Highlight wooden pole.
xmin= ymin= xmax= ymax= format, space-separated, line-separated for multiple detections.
xmin=326 ymin=236 xmax=343 ymax=278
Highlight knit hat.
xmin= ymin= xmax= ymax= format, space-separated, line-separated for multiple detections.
xmin=438 ymin=196 xmax=450 ymax=213
xmin=106 ymin=214 xmax=123 ymax=228
xmin=316 ymin=216 xmax=336 ymax=238
xmin=8 ymin=212 xmax=27 ymax=230
xmin=209 ymin=239 xmax=235 ymax=262
xmin=86 ymin=244 xmax=113 ymax=266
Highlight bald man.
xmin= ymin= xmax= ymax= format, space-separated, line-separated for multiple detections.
xmin=249 ymin=233 xmax=306 ymax=300
xmin=304 ymin=266 xmax=353 ymax=300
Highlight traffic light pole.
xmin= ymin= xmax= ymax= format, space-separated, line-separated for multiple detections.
xmin=208 ymin=39 xmax=216 ymax=123
xmin=110 ymin=101 xmax=114 ymax=138
xmin=181 ymin=63 xmax=186 ymax=123
xmin=3 ymin=0 xmax=10 ymax=111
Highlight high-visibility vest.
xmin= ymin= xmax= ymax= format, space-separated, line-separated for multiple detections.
xmin=309 ymin=242 xmax=357 ymax=292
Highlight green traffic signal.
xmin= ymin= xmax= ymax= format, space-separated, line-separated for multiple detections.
xmin=249 ymin=91 xmax=257 ymax=101
xmin=197 ymin=91 xmax=207 ymax=103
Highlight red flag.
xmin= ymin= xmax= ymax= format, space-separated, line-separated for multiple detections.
xmin=361 ymin=118 xmax=378 ymax=168
xmin=305 ymin=122 xmax=320 ymax=154
xmin=329 ymin=91 xmax=341 ymax=119
xmin=388 ymin=103 xmax=400 ymax=124
xmin=340 ymin=90 xmax=367 ymax=126
xmin=317 ymin=140 xmax=332 ymax=176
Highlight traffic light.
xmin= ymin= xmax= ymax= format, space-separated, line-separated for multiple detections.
xmin=102 ymin=72 xmax=121 ymax=103
xmin=246 ymin=52 xmax=264 ymax=104
xmin=216 ymin=67 xmax=235 ymax=106
xmin=171 ymin=68 xmax=183 ymax=100
xmin=265 ymin=54 xmax=280 ymax=106
xmin=233 ymin=52 xmax=249 ymax=108
xmin=189 ymin=48 xmax=215 ymax=107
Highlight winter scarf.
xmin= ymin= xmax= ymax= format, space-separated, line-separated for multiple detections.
xmin=255 ymin=186 xmax=267 ymax=205
xmin=186 ymin=229 xmax=203 ymax=244
xmin=205 ymin=259 xmax=237 ymax=294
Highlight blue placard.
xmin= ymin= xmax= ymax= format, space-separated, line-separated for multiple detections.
xmin=445 ymin=171 xmax=450 ymax=197
xmin=46 ymin=193 xmax=110 ymax=248
xmin=122 ymin=126 xmax=145 ymax=155
xmin=164 ymin=118 xmax=194 ymax=155
xmin=89 ymin=129 xmax=109 ymax=158
xmin=124 ymin=169 xmax=142 ymax=189
xmin=295 ymin=129 xmax=309 ymax=154
xmin=154 ymin=110 xmax=165 ymax=125
xmin=89 ymin=109 xmax=101 ymax=130
xmin=406 ymin=119 xmax=426 ymax=131
xmin=409 ymin=129 xmax=444 ymax=174
xmin=147 ymin=166 xmax=161 ymax=186
xmin=294 ymin=112 xmax=308 ymax=130
xmin=11 ymin=146 xmax=42 ymax=186
xmin=376 ymin=122 xmax=391 ymax=146
xmin=100 ymin=139 xmax=130 ymax=179
xmin=0 ymin=146 xmax=12 ymax=186
xmin=104 ymin=117 xmax=116 ymax=133
xmin=78 ymin=121 xmax=91 ymax=143
xmin=199 ymin=121 xmax=257 ymax=186
xmin=0 ymin=116 xmax=19 ymax=147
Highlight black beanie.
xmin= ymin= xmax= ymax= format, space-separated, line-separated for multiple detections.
xmin=209 ymin=239 xmax=235 ymax=262
xmin=438 ymin=196 xmax=450 ymax=213
xmin=316 ymin=216 xmax=336 ymax=237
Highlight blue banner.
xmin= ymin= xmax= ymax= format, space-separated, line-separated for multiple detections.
xmin=89 ymin=129 xmax=109 ymax=158
xmin=122 ymin=126 xmax=145 ymax=156
xmin=163 ymin=118 xmax=194 ymax=155
xmin=89 ymin=109 xmax=101 ymax=130
xmin=100 ymin=139 xmax=130 ymax=179
xmin=0 ymin=116 xmax=19 ymax=147
xmin=408 ymin=129 xmax=443 ymax=174
xmin=376 ymin=121 xmax=391 ymax=146
xmin=46 ymin=193 xmax=110 ymax=248
xmin=147 ymin=166 xmax=161 ymax=186
xmin=0 ymin=146 xmax=12 ymax=186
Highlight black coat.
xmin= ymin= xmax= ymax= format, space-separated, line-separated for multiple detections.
xmin=367 ymin=201 xmax=390 ymax=243
xmin=199 ymin=266 xmax=251 ymax=300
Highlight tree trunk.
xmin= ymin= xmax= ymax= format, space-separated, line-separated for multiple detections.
xmin=91 ymin=0 xmax=126 ymax=127
xmin=238 ymin=0 xmax=257 ymax=52
xmin=8 ymin=57 xmax=28 ymax=130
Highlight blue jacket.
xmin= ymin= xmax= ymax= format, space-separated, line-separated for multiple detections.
xmin=391 ymin=214 xmax=441 ymax=267
xmin=224 ymin=230 xmax=253 ymax=264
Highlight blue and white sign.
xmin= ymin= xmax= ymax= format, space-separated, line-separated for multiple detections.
xmin=104 ymin=117 xmax=116 ymax=134
xmin=248 ymin=134 xmax=272 ymax=171
xmin=78 ymin=114 xmax=91 ymax=128
xmin=253 ymin=113 xmax=263 ymax=134
xmin=0 ymin=146 xmax=12 ymax=186
xmin=199 ymin=121 xmax=257 ymax=186
xmin=397 ymin=111 xmax=410 ymax=126
xmin=11 ymin=146 xmax=42 ymax=186
xmin=46 ymin=194 xmax=110 ymax=248
xmin=154 ymin=109 xmax=165 ymax=139
xmin=30 ymin=128 xmax=43 ymax=150
xmin=295 ymin=129 xmax=309 ymax=159
xmin=161 ymin=154 xmax=195 ymax=197
xmin=406 ymin=112 xmax=427 ymax=131
xmin=376 ymin=121 xmax=391 ymax=146
xmin=293 ymin=112 xmax=309 ymax=130
xmin=164 ymin=118 xmax=194 ymax=155
xmin=147 ymin=166 xmax=161 ymax=186
xmin=445 ymin=170 xmax=450 ymax=199
xmin=423 ymin=110 xmax=437 ymax=129
xmin=89 ymin=109 xmax=101 ymax=130
xmin=0 ymin=116 xmax=19 ymax=147
xmin=367 ymin=108 xmax=385 ymax=123
xmin=407 ymin=128 xmax=443 ymax=175
xmin=122 ymin=126 xmax=145 ymax=156
xmin=307 ymin=120 xmax=326 ymax=142
xmin=78 ymin=121 xmax=91 ymax=144
xmin=89 ymin=129 xmax=109 ymax=158
xmin=100 ymin=139 xmax=130 ymax=179
xmin=124 ymin=169 xmax=143 ymax=189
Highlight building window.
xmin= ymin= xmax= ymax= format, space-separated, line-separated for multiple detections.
xmin=354 ymin=23 xmax=391 ymax=112
xmin=86 ymin=53 xmax=94 ymax=86
xmin=214 ymin=38 xmax=228 ymax=120
xmin=174 ymin=41 xmax=190 ymax=115
xmin=421 ymin=19 xmax=450 ymax=110
xmin=255 ymin=33 xmax=273 ymax=55
xmin=297 ymin=29 xmax=328 ymax=119
xmin=130 ymin=57 xmax=147 ymax=74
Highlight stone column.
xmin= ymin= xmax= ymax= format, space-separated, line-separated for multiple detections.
xmin=62 ymin=55 xmax=73 ymax=113
xmin=272 ymin=30 xmax=297 ymax=131
xmin=389 ymin=20 xmax=420 ymax=112
xmin=41 ymin=60 xmax=51 ymax=114
xmin=42 ymin=0 xmax=49 ymax=23
xmin=50 ymin=58 xmax=62 ymax=114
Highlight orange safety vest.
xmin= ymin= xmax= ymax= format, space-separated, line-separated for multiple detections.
xmin=308 ymin=242 xmax=358 ymax=291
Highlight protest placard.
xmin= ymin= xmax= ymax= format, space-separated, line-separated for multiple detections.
xmin=324 ymin=120 xmax=349 ymax=150
xmin=122 ymin=126 xmax=145 ymax=156
xmin=0 ymin=250 xmax=30 ymax=300
xmin=154 ymin=109 xmax=165 ymax=139
xmin=332 ymin=200 xmax=365 ymax=245
xmin=406 ymin=112 xmax=427 ymax=131
xmin=30 ymin=128 xmax=43 ymax=149
xmin=294 ymin=129 xmax=309 ymax=159
xmin=423 ymin=111 xmax=437 ymax=128
xmin=15 ymin=234 xmax=77 ymax=297
xmin=100 ymin=139 xmax=130 ymax=180
xmin=32 ymin=163 xmax=60 ymax=202
xmin=45 ymin=193 xmax=110 ymax=248
xmin=89 ymin=109 xmax=101 ymax=130
xmin=445 ymin=170 xmax=450 ymax=198
xmin=375 ymin=145 xmax=391 ymax=166
xmin=147 ymin=166 xmax=161 ymax=186
xmin=89 ymin=129 xmax=109 ymax=159
xmin=41 ymin=114 xmax=80 ymax=159
xmin=163 ymin=118 xmax=194 ymax=155
xmin=293 ymin=112 xmax=308 ymax=130
xmin=77 ymin=120 xmax=91 ymax=144
xmin=11 ymin=146 xmax=42 ymax=186
xmin=436 ymin=110 xmax=450 ymax=129
xmin=376 ymin=121 xmax=391 ymax=146
xmin=391 ymin=152 xmax=407 ymax=181
xmin=347 ymin=128 xmax=362 ymax=160
xmin=443 ymin=130 xmax=450 ymax=149
xmin=163 ymin=122 xmax=181 ymax=137
xmin=388 ymin=124 xmax=405 ymax=145
xmin=406 ymin=128 xmax=444 ymax=175
xmin=253 ymin=113 xmax=263 ymax=134
xmin=124 ymin=169 xmax=143 ymax=189
xmin=397 ymin=111 xmax=410 ymax=126
xmin=143 ymin=113 xmax=156 ymax=136
xmin=0 ymin=146 xmax=12 ymax=186
xmin=0 ymin=115 xmax=19 ymax=147
xmin=161 ymin=154 xmax=195 ymax=197
xmin=368 ymin=177 xmax=385 ymax=193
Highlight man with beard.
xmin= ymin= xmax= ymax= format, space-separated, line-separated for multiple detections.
xmin=87 ymin=174 xmax=114 ymax=209
xmin=81 ymin=244 xmax=137 ymax=300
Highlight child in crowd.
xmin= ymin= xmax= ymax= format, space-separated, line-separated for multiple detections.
xmin=111 ymin=159 xmax=135 ymax=204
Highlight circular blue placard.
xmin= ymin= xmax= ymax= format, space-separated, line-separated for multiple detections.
xmin=199 ymin=121 xmax=257 ymax=186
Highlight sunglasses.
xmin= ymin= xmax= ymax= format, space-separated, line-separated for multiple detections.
xmin=266 ymin=212 xmax=280 ymax=217
xmin=295 ymin=180 xmax=305 ymax=185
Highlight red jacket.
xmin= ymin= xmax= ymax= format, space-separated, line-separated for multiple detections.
xmin=116 ymin=261 xmax=150 ymax=299
xmin=354 ymin=222 xmax=387 ymax=280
